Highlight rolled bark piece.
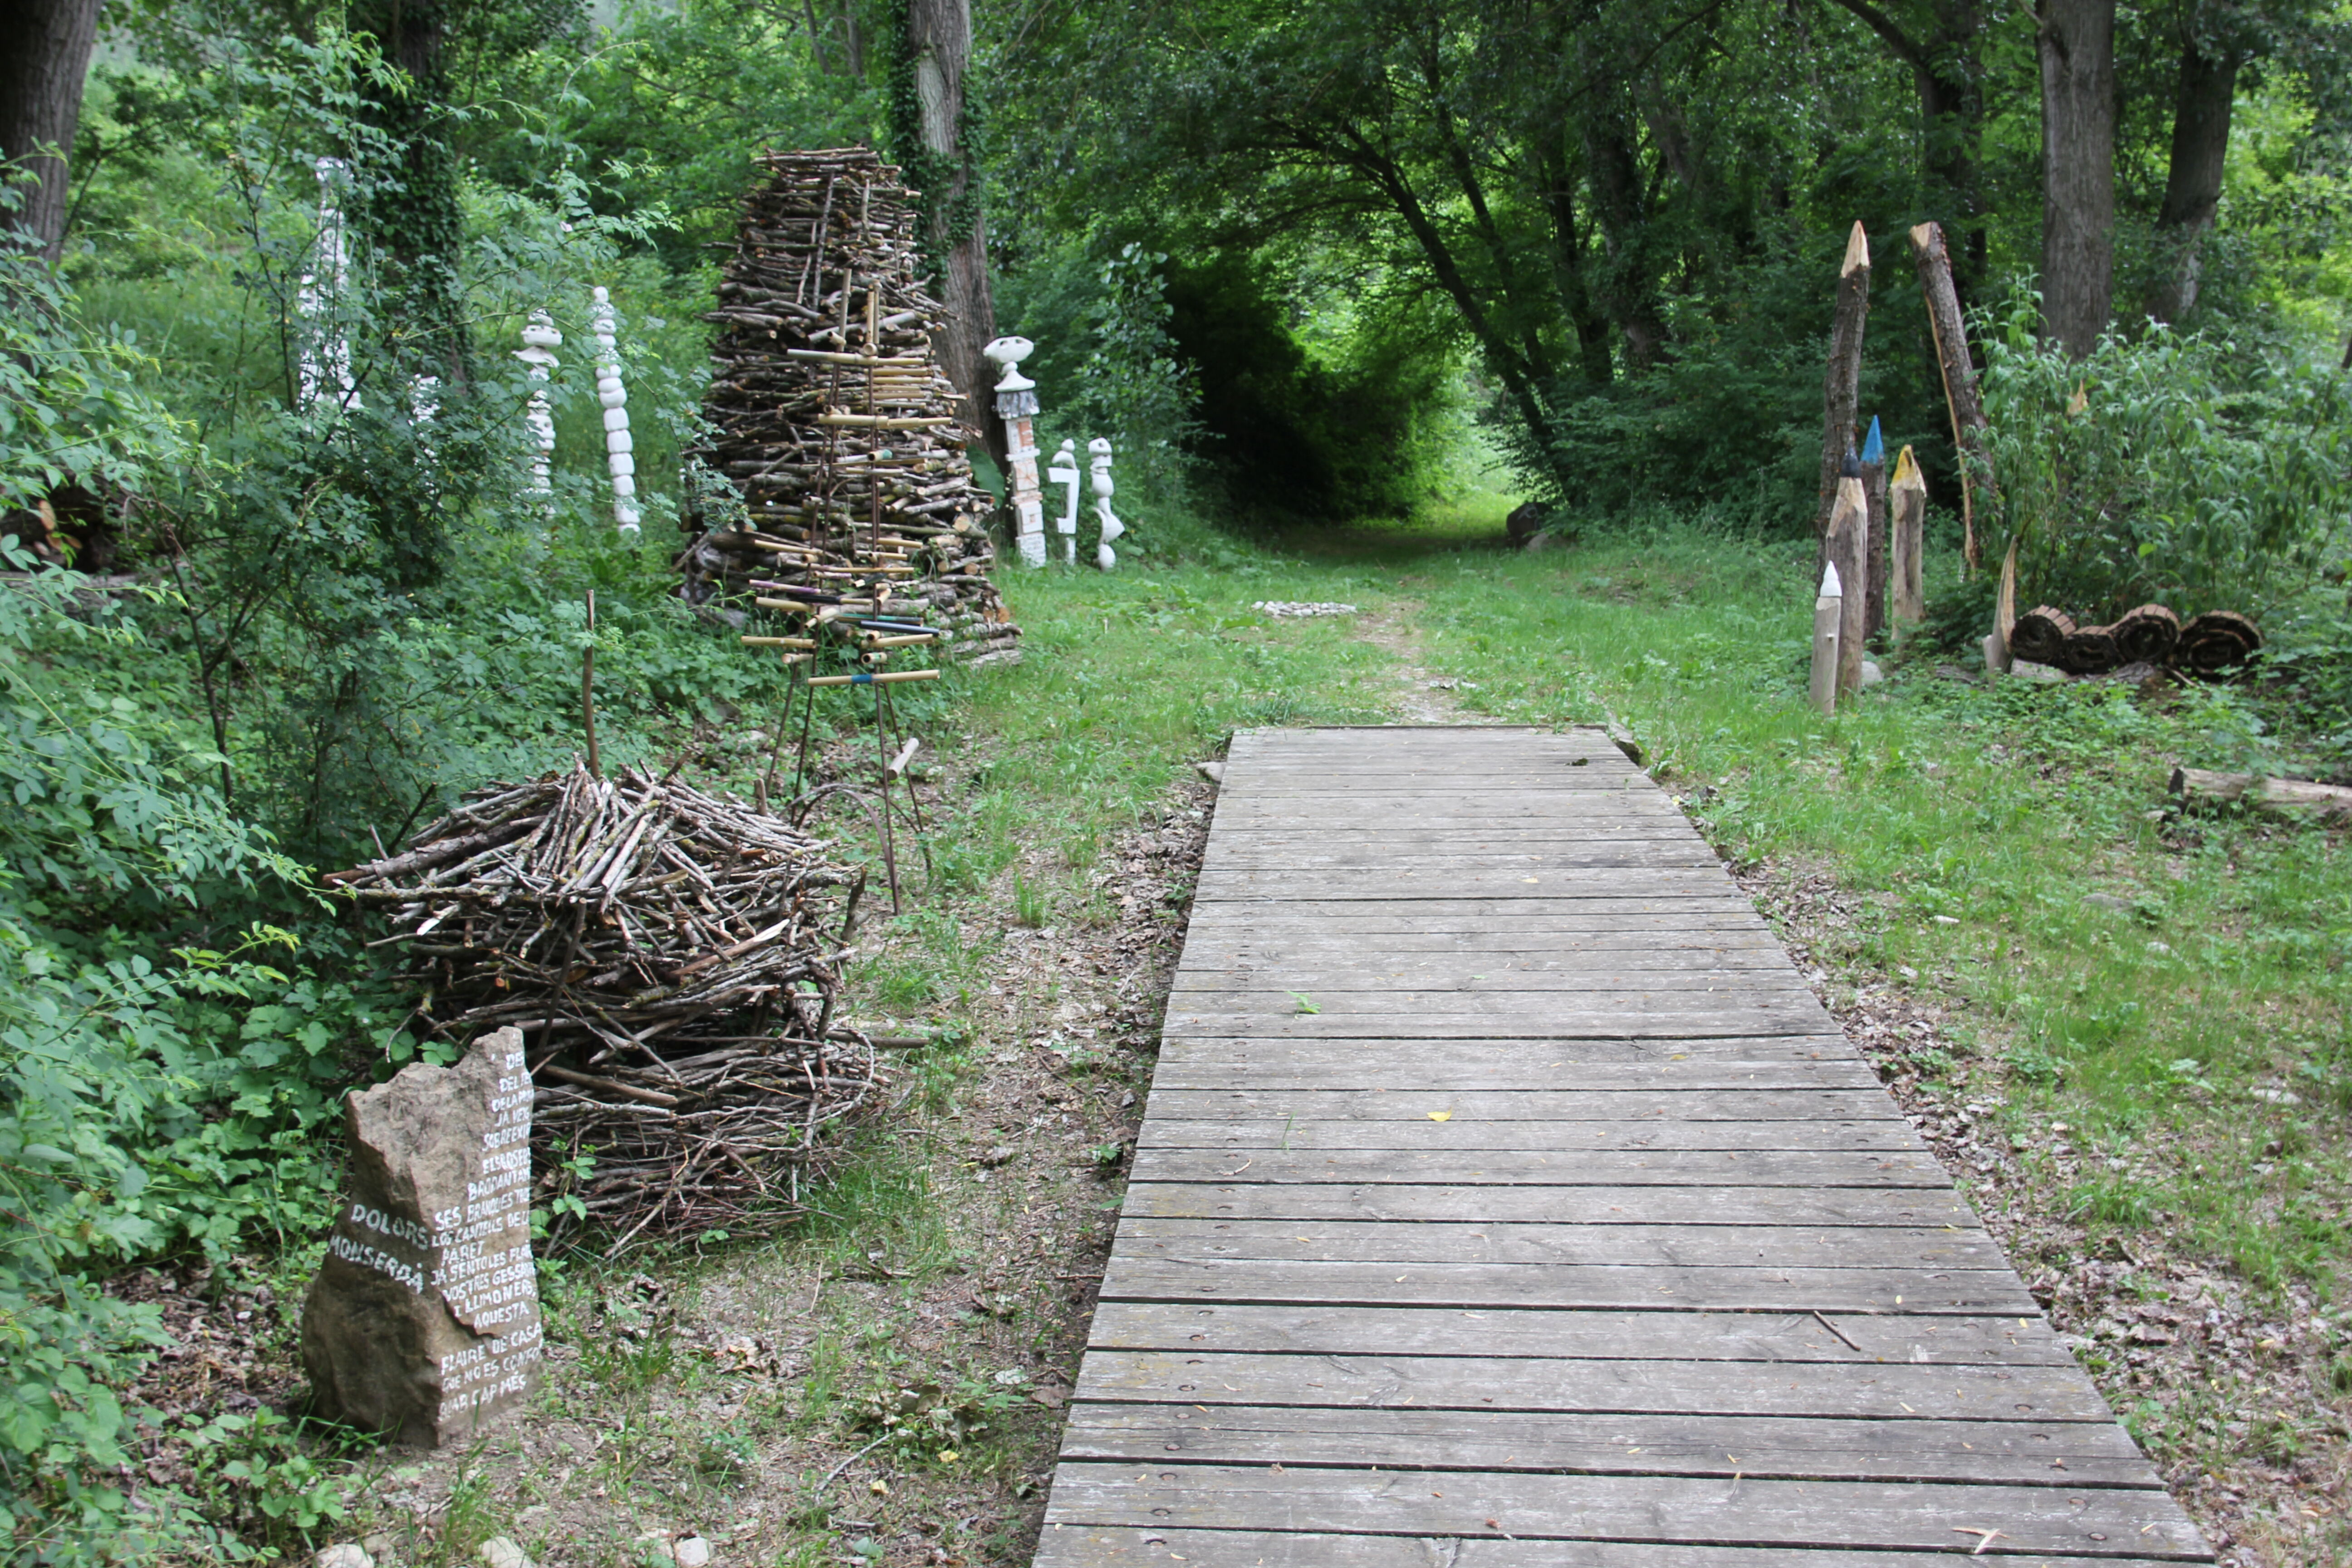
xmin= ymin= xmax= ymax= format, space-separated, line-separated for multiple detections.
xmin=2113 ymin=603 xmax=2181 ymax=664
xmin=2057 ymin=623 xmax=2121 ymax=674
xmin=2171 ymin=766 xmax=2352 ymax=823
xmin=2177 ymin=611 xmax=2261 ymax=671
xmin=2009 ymin=605 xmax=2077 ymax=666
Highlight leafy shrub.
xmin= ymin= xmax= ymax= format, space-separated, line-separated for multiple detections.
xmin=1979 ymin=289 xmax=2352 ymax=621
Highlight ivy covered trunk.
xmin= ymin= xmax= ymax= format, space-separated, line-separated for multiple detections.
xmin=898 ymin=0 xmax=1003 ymax=475
xmin=352 ymin=0 xmax=472 ymax=389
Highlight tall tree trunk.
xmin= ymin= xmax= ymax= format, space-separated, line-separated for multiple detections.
xmin=903 ymin=0 xmax=1001 ymax=472
xmin=0 ymin=0 xmax=102 ymax=264
xmin=2037 ymin=0 xmax=2117 ymax=358
xmin=1579 ymin=98 xmax=1670 ymax=371
xmin=1538 ymin=145 xmax=1614 ymax=388
xmin=353 ymin=0 xmax=470 ymax=385
xmin=2149 ymin=26 xmax=2239 ymax=324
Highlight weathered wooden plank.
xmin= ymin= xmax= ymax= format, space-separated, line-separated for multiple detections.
xmin=1083 ymin=1302 xmax=2067 ymax=1365
xmin=1147 ymin=1050 xmax=1882 ymax=1091
xmin=1072 ymin=1348 xmax=2102 ymax=1420
xmin=1060 ymin=1404 xmax=2153 ymax=1485
xmin=1127 ymin=1147 xmax=1953 ymax=1188
xmin=1196 ymin=868 xmax=1739 ymax=900
xmin=1039 ymin=1465 xmax=2209 ymax=1558
xmin=1171 ymin=972 xmax=1817 ymax=1000
xmin=1099 ymin=1256 xmax=2037 ymax=1315
xmin=1182 ymin=955 xmax=1800 ymax=983
xmin=1138 ymin=1119 xmax=1921 ymax=1153
xmin=1035 ymin=1526 xmax=2195 ymax=1568
xmin=1160 ymin=1009 xmax=1834 ymax=1042
xmin=1202 ymin=847 xmax=1725 ymax=872
xmin=1184 ymin=904 xmax=1769 ymax=928
xmin=1113 ymin=1218 xmax=2004 ymax=1271
xmin=1180 ymin=931 xmax=1789 ymax=957
xmin=1120 ymin=1182 xmax=1975 ymax=1229
xmin=1142 ymin=1088 xmax=1895 ymax=1123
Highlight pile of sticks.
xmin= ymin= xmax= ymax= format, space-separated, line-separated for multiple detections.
xmin=2009 ymin=604 xmax=2261 ymax=676
xmin=328 ymin=764 xmax=887 ymax=1247
xmin=679 ymin=147 xmax=1019 ymax=666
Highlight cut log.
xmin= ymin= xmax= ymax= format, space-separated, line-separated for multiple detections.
xmin=2113 ymin=603 xmax=2181 ymax=664
xmin=2009 ymin=605 xmax=2076 ymax=666
xmin=2171 ymin=766 xmax=2352 ymax=824
xmin=2057 ymin=622 xmax=2120 ymax=675
xmin=2177 ymin=611 xmax=2261 ymax=671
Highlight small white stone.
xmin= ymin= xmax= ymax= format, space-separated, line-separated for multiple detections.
xmin=599 ymin=387 xmax=628 ymax=409
xmin=612 ymin=474 xmax=636 ymax=498
xmin=602 ymin=406 xmax=630 ymax=433
xmin=608 ymin=452 xmax=636 ymax=478
xmin=1195 ymin=760 xmax=1225 ymax=783
xmin=480 ymin=1538 xmax=535 ymax=1568
xmin=606 ymin=429 xmax=634 ymax=456
xmin=314 ymin=1546 xmax=373 ymax=1568
xmin=673 ymin=1537 xmax=713 ymax=1568
xmin=1858 ymin=659 xmax=1884 ymax=687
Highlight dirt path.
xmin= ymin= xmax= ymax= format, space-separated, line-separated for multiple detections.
xmin=1349 ymin=599 xmax=1476 ymax=723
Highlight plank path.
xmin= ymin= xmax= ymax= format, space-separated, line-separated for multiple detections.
xmin=1034 ymin=726 xmax=2210 ymax=1568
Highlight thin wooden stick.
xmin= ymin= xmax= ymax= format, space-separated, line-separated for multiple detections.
xmin=582 ymin=590 xmax=601 ymax=779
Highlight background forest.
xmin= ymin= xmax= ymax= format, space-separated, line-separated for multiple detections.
xmin=2 ymin=0 xmax=2350 ymax=1558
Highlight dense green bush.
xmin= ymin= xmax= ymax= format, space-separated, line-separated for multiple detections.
xmin=1980 ymin=288 xmax=2352 ymax=621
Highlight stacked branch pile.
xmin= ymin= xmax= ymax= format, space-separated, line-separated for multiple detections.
xmin=680 ymin=147 xmax=1017 ymax=663
xmin=329 ymin=764 xmax=885 ymax=1246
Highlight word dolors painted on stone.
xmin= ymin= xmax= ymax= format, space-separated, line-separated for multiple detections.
xmin=302 ymin=1027 xmax=542 ymax=1446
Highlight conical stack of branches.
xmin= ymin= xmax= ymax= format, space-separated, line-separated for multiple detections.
xmin=679 ymin=147 xmax=1019 ymax=666
xmin=328 ymin=763 xmax=890 ymax=1248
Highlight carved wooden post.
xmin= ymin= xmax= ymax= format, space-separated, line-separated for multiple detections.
xmin=1891 ymin=444 xmax=1927 ymax=625
xmin=1908 ymin=221 xmax=1990 ymax=573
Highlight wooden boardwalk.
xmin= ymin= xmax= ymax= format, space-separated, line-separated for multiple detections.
xmin=1034 ymin=726 xmax=2210 ymax=1568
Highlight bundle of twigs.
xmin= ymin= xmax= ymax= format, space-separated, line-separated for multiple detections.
xmin=329 ymin=763 xmax=887 ymax=1248
xmin=678 ymin=147 xmax=1019 ymax=666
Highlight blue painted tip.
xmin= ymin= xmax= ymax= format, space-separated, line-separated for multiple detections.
xmin=1860 ymin=416 xmax=1884 ymax=466
xmin=1840 ymin=445 xmax=1861 ymax=480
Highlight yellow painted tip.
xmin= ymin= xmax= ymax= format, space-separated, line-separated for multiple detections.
xmin=1892 ymin=445 xmax=1922 ymax=488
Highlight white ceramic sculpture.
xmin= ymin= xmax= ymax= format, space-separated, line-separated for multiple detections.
xmin=1047 ymin=439 xmax=1081 ymax=566
xmin=297 ymin=157 xmax=357 ymax=412
xmin=589 ymin=287 xmax=640 ymax=533
xmin=1089 ymin=437 xmax=1123 ymax=571
xmin=983 ymin=336 xmax=1046 ymax=567
xmin=515 ymin=312 xmax=561 ymax=508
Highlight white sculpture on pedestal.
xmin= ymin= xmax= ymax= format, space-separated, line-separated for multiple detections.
xmin=1089 ymin=437 xmax=1123 ymax=571
xmin=982 ymin=336 xmax=1046 ymax=568
xmin=515 ymin=312 xmax=561 ymax=509
xmin=297 ymin=157 xmax=357 ymax=412
xmin=1047 ymin=439 xmax=1081 ymax=564
xmin=589 ymin=287 xmax=641 ymax=533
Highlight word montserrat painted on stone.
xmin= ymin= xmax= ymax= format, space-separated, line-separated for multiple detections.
xmin=301 ymin=1026 xmax=542 ymax=1446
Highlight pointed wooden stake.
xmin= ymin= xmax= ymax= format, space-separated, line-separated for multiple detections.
xmin=1908 ymin=221 xmax=1990 ymax=574
xmin=1811 ymin=562 xmax=1844 ymax=715
xmin=1815 ymin=222 xmax=1873 ymax=546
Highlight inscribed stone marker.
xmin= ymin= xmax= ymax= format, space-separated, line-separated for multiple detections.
xmin=301 ymin=1026 xmax=541 ymax=1446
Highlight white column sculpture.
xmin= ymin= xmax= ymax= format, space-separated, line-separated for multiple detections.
xmin=983 ymin=336 xmax=1047 ymax=567
xmin=589 ymin=287 xmax=641 ymax=533
xmin=1089 ymin=437 xmax=1123 ymax=571
xmin=297 ymin=157 xmax=357 ymax=412
xmin=1047 ymin=439 xmax=1081 ymax=563
xmin=515 ymin=312 xmax=561 ymax=509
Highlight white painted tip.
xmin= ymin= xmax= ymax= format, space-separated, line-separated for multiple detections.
xmin=1821 ymin=562 xmax=1843 ymax=598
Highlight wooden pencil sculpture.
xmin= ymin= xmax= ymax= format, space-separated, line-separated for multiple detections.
xmin=1891 ymin=445 xmax=1927 ymax=625
xmin=1811 ymin=562 xmax=1843 ymax=715
xmin=1089 ymin=437 xmax=1123 ymax=570
xmin=1825 ymin=448 xmax=1870 ymax=696
xmin=679 ymin=147 xmax=1015 ymax=662
xmin=589 ymin=287 xmax=641 ymax=534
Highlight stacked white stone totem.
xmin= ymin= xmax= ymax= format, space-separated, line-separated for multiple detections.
xmin=589 ymin=287 xmax=641 ymax=534
xmin=514 ymin=314 xmax=561 ymax=508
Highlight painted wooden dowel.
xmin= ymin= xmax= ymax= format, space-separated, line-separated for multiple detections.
xmin=739 ymin=636 xmax=818 ymax=648
xmin=1826 ymin=465 xmax=1870 ymax=696
xmin=806 ymin=669 xmax=943 ymax=688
